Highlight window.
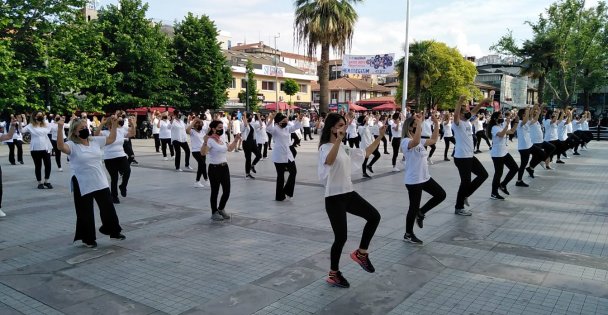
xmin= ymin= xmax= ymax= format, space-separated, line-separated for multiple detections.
xmin=331 ymin=91 xmax=339 ymax=103
xmin=299 ymin=84 xmax=308 ymax=93
xmin=262 ymin=81 xmax=275 ymax=91
xmin=241 ymin=79 xmax=247 ymax=89
xmin=230 ymin=78 xmax=236 ymax=89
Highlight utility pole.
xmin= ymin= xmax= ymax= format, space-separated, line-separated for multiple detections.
xmin=401 ymin=0 xmax=411 ymax=113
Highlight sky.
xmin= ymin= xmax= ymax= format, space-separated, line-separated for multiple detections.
xmin=97 ymin=0 xmax=601 ymax=59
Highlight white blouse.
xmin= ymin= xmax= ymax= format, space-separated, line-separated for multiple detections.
xmin=23 ymin=124 xmax=52 ymax=151
xmin=101 ymin=129 xmax=126 ymax=160
xmin=170 ymin=119 xmax=188 ymax=142
xmin=67 ymin=137 xmax=109 ymax=196
xmin=401 ymin=138 xmax=431 ymax=185
xmin=190 ymin=129 xmax=206 ymax=152
xmin=159 ymin=120 xmax=172 ymax=139
xmin=267 ymin=121 xmax=302 ymax=163
xmin=318 ymin=143 xmax=365 ymax=197
xmin=206 ymin=138 xmax=228 ymax=164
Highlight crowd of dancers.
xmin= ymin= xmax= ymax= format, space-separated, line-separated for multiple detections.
xmin=0 ymin=95 xmax=596 ymax=287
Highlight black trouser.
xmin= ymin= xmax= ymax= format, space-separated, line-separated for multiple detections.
xmin=51 ymin=139 xmax=63 ymax=168
xmin=31 ymin=150 xmax=51 ymax=182
xmin=541 ymin=142 xmax=556 ymax=163
xmin=266 ymin=132 xmax=272 ymax=148
xmin=274 ymin=161 xmax=297 ymax=201
xmin=566 ymin=133 xmax=582 ymax=153
xmin=243 ymin=141 xmax=260 ymax=175
xmin=518 ymin=145 xmax=545 ymax=179
xmin=454 ymin=157 xmax=488 ymax=209
xmin=362 ymin=148 xmax=380 ymax=174
xmin=0 ymin=165 xmax=3 ymax=209
xmin=374 ymin=135 xmax=388 ymax=153
xmin=160 ymin=138 xmax=174 ymax=157
xmin=573 ymin=131 xmax=588 ymax=151
xmin=405 ymin=178 xmax=446 ymax=234
xmin=518 ymin=148 xmax=531 ymax=181
xmin=491 ymin=153 xmax=518 ymax=195
xmin=347 ymin=137 xmax=359 ymax=148
xmin=123 ymin=140 xmax=135 ymax=163
xmin=391 ymin=137 xmax=401 ymax=166
xmin=529 ymin=143 xmax=546 ymax=169
xmin=7 ymin=140 xmax=23 ymax=164
xmin=257 ymin=142 xmax=268 ymax=158
xmin=192 ymin=152 xmax=208 ymax=182
xmin=104 ymin=156 xmax=131 ymax=198
xmin=422 ymin=136 xmax=436 ymax=158
xmin=303 ymin=127 xmax=313 ymax=140
xmin=153 ymin=133 xmax=160 ymax=152
xmin=208 ymin=163 xmax=230 ymax=214
xmin=325 ymin=191 xmax=381 ymax=271
xmin=72 ymin=176 xmax=122 ymax=243
xmin=444 ymin=137 xmax=455 ymax=159
xmin=172 ymin=140 xmax=190 ymax=169
xmin=549 ymin=140 xmax=568 ymax=161
xmin=476 ymin=131 xmax=491 ymax=151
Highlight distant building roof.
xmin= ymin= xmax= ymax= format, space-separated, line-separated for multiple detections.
xmin=223 ymin=50 xmax=306 ymax=75
xmin=311 ymin=77 xmax=391 ymax=93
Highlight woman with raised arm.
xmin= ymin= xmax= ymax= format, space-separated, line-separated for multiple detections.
xmin=187 ymin=118 xmax=209 ymax=188
xmin=389 ymin=112 xmax=403 ymax=171
xmin=158 ymin=112 xmax=174 ymax=160
xmin=57 ymin=115 xmax=125 ymax=248
xmin=255 ymin=114 xmax=269 ymax=160
xmin=452 ymin=94 xmax=491 ymax=216
xmin=488 ymin=112 xmax=519 ymax=200
xmin=318 ymin=113 xmax=384 ymax=288
xmin=101 ymin=116 xmax=135 ymax=204
xmin=442 ymin=111 xmax=456 ymax=161
xmin=241 ymin=112 xmax=262 ymax=180
xmin=515 ymin=106 xmax=543 ymax=186
xmin=474 ymin=113 xmax=492 ymax=153
xmin=543 ymin=109 xmax=565 ymax=168
xmin=358 ymin=115 xmax=380 ymax=178
xmin=527 ymin=104 xmax=551 ymax=176
xmin=170 ymin=110 xmax=191 ymax=172
xmin=401 ymin=112 xmax=446 ymax=244
xmin=23 ymin=112 xmax=54 ymax=189
xmin=201 ymin=120 xmax=240 ymax=221
xmin=0 ymin=118 xmax=16 ymax=217
xmin=266 ymin=112 xmax=302 ymax=201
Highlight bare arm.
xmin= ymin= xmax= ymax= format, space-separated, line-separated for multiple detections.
xmin=407 ymin=116 xmax=423 ymax=149
xmin=424 ymin=115 xmax=441 ymax=147
xmin=56 ymin=119 xmax=71 ymax=155
xmin=365 ymin=126 xmax=386 ymax=157
xmin=324 ymin=127 xmax=346 ymax=166
xmin=453 ymin=95 xmax=466 ymax=125
xmin=127 ymin=118 xmax=136 ymax=138
xmin=105 ymin=117 xmax=118 ymax=145
xmin=227 ymin=134 xmax=240 ymax=151
xmin=0 ymin=119 xmax=16 ymax=141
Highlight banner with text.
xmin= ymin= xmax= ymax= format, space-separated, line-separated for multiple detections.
xmin=262 ymin=65 xmax=285 ymax=77
xmin=341 ymin=54 xmax=395 ymax=75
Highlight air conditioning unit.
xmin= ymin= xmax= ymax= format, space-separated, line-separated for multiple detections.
xmin=279 ymin=96 xmax=284 ymax=101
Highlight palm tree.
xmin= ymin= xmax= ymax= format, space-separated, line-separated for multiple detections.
xmin=396 ymin=40 xmax=435 ymax=111
xmin=294 ymin=0 xmax=362 ymax=114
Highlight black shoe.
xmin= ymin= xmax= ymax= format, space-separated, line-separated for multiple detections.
xmin=112 ymin=196 xmax=120 ymax=204
xmin=526 ymin=167 xmax=535 ymax=178
xmin=110 ymin=233 xmax=126 ymax=240
xmin=83 ymin=240 xmax=97 ymax=248
xmin=384 ymin=151 xmax=390 ymax=155
xmin=474 ymin=150 xmax=482 ymax=154
xmin=573 ymin=152 xmax=581 ymax=156
xmin=251 ymin=165 xmax=257 ymax=173
xmin=19 ymin=161 xmax=24 ymax=164
xmin=556 ymin=160 xmax=565 ymax=164
xmin=499 ymin=185 xmax=510 ymax=195
xmin=366 ymin=165 xmax=374 ymax=173
xmin=327 ymin=271 xmax=350 ymax=288
xmin=350 ymin=250 xmax=375 ymax=273
xmin=444 ymin=158 xmax=451 ymax=161
xmin=119 ymin=185 xmax=127 ymax=197
xmin=491 ymin=193 xmax=505 ymax=200
xmin=416 ymin=213 xmax=425 ymax=229
xmin=404 ymin=233 xmax=423 ymax=245
xmin=515 ymin=181 xmax=529 ymax=187
xmin=10 ymin=162 xmax=16 ymax=165
xmin=43 ymin=182 xmax=53 ymax=189
xmin=131 ymin=159 xmax=139 ymax=165
xmin=37 ymin=184 xmax=45 ymax=189
xmin=362 ymin=173 xmax=372 ymax=179
xmin=246 ymin=174 xmax=256 ymax=180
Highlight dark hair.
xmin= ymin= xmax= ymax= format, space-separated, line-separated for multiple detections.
xmin=517 ymin=108 xmax=526 ymax=121
xmin=402 ymin=117 xmax=415 ymax=138
xmin=392 ymin=113 xmax=400 ymax=120
xmin=319 ymin=113 xmax=345 ymax=148
xmin=357 ymin=115 xmax=366 ymax=125
xmin=207 ymin=120 xmax=222 ymax=136
xmin=487 ymin=111 xmax=501 ymax=138
xmin=274 ymin=113 xmax=286 ymax=125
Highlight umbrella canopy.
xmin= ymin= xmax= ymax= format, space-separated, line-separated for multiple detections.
xmin=127 ymin=106 xmax=175 ymax=116
xmin=372 ymin=103 xmax=398 ymax=111
xmin=264 ymin=102 xmax=299 ymax=111
xmin=348 ymin=103 xmax=368 ymax=111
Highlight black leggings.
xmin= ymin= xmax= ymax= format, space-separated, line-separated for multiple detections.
xmin=541 ymin=142 xmax=556 ymax=163
xmin=123 ymin=140 xmax=135 ymax=162
xmin=391 ymin=137 xmax=401 ymax=166
xmin=7 ymin=140 xmax=23 ymax=164
xmin=491 ymin=153 xmax=518 ymax=194
xmin=172 ymin=140 xmax=190 ymax=169
xmin=274 ymin=161 xmax=297 ymax=201
xmin=153 ymin=133 xmax=160 ymax=152
xmin=208 ymin=163 xmax=230 ymax=214
xmin=549 ymin=140 xmax=568 ymax=161
xmin=476 ymin=131 xmax=492 ymax=151
xmin=192 ymin=152 xmax=208 ymax=181
xmin=51 ymin=139 xmax=62 ymax=168
xmin=104 ymin=156 xmax=131 ymax=198
xmin=518 ymin=146 xmax=545 ymax=179
xmin=325 ymin=191 xmax=381 ymax=271
xmin=362 ymin=147 xmax=380 ymax=173
xmin=454 ymin=157 xmax=488 ymax=209
xmin=31 ymin=150 xmax=51 ymax=182
xmin=0 ymin=165 xmax=3 ymax=209
xmin=405 ymin=178 xmax=446 ymax=234
xmin=347 ymin=137 xmax=360 ymax=148
xmin=72 ymin=176 xmax=122 ymax=243
xmin=257 ymin=142 xmax=268 ymax=158
xmin=374 ymin=135 xmax=388 ymax=153
xmin=444 ymin=137 xmax=455 ymax=159
xmin=160 ymin=138 xmax=174 ymax=157
xmin=422 ymin=136 xmax=436 ymax=158
xmin=243 ymin=142 xmax=261 ymax=175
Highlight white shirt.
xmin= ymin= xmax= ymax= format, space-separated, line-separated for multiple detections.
xmin=50 ymin=122 xmax=60 ymax=141
xmin=421 ymin=119 xmax=433 ymax=137
xmin=318 ymin=143 xmax=365 ymax=197
xmin=565 ymin=122 xmax=573 ymax=134
xmin=371 ymin=120 xmax=380 ymax=136
xmin=582 ymin=121 xmax=589 ymax=131
xmin=101 ymin=129 xmax=127 ymax=159
xmin=12 ymin=122 xmax=24 ymax=141
xmin=529 ymin=121 xmax=544 ymax=144
xmin=190 ymin=129 xmax=206 ymax=152
xmin=453 ymin=120 xmax=474 ymax=158
xmin=170 ymin=119 xmax=187 ymax=142
xmin=358 ymin=125 xmax=373 ymax=149
xmin=543 ymin=119 xmax=558 ymax=142
xmin=23 ymin=124 xmax=52 ymax=151
xmin=302 ymin=116 xmax=311 ymax=128
xmin=152 ymin=118 xmax=160 ymax=134
xmin=389 ymin=120 xmax=402 ymax=138
xmin=255 ymin=121 xmax=268 ymax=144
xmin=267 ymin=121 xmax=302 ymax=163
xmin=557 ymin=121 xmax=568 ymax=141
xmin=206 ymin=138 xmax=228 ymax=164
xmin=66 ymin=137 xmax=109 ymax=196
xmin=517 ymin=121 xmax=533 ymax=150
xmin=401 ymin=138 xmax=431 ymax=185
xmin=443 ymin=121 xmax=453 ymax=138
xmin=346 ymin=120 xmax=358 ymax=139
xmin=241 ymin=121 xmax=258 ymax=143
xmin=491 ymin=125 xmax=508 ymax=157
xmin=159 ymin=120 xmax=172 ymax=139
xmin=572 ymin=120 xmax=581 ymax=131
xmin=232 ymin=119 xmax=241 ymax=135
xmin=474 ymin=118 xmax=484 ymax=132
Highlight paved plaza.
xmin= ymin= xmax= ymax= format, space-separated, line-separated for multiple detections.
xmin=1 ymin=137 xmax=608 ymax=315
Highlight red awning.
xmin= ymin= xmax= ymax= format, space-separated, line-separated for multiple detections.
xmin=126 ymin=106 xmax=175 ymax=116
xmin=372 ymin=103 xmax=398 ymax=111
xmin=264 ymin=102 xmax=300 ymax=111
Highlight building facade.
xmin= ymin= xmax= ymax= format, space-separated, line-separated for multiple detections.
xmin=229 ymin=42 xmax=318 ymax=76
xmin=311 ymin=77 xmax=392 ymax=109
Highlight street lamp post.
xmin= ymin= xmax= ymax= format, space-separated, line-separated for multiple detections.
xmin=401 ymin=0 xmax=411 ymax=113
xmin=244 ymin=75 xmax=249 ymax=112
xmin=274 ymin=33 xmax=281 ymax=113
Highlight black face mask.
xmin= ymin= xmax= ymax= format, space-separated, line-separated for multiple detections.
xmin=36 ymin=116 xmax=44 ymax=122
xmin=121 ymin=115 xmax=126 ymax=119
xmin=279 ymin=122 xmax=288 ymax=128
xmin=497 ymin=118 xmax=504 ymax=124
xmin=162 ymin=117 xmax=167 ymax=120
xmin=78 ymin=128 xmax=90 ymax=139
xmin=215 ymin=129 xmax=224 ymax=136
xmin=118 ymin=120 xmax=125 ymax=126
xmin=464 ymin=112 xmax=472 ymax=119
xmin=247 ymin=118 xmax=252 ymax=123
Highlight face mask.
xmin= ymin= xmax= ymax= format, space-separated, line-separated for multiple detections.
xmin=279 ymin=122 xmax=288 ymax=128
xmin=36 ymin=116 xmax=44 ymax=122
xmin=162 ymin=117 xmax=167 ymax=120
xmin=247 ymin=118 xmax=252 ymax=123
xmin=215 ymin=129 xmax=224 ymax=136
xmin=118 ymin=120 xmax=125 ymax=127
xmin=121 ymin=115 xmax=126 ymax=119
xmin=498 ymin=118 xmax=504 ymax=124
xmin=78 ymin=128 xmax=90 ymax=139
xmin=464 ymin=112 xmax=472 ymax=119
xmin=195 ymin=125 xmax=202 ymax=131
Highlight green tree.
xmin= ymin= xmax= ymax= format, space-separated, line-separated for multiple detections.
xmin=97 ymin=0 xmax=177 ymax=110
xmin=0 ymin=40 xmax=27 ymax=111
xmin=282 ymin=78 xmax=300 ymax=104
xmin=173 ymin=13 xmax=232 ymax=111
xmin=238 ymin=60 xmax=260 ymax=111
xmin=395 ymin=40 xmax=436 ymax=111
xmin=294 ymin=0 xmax=362 ymax=114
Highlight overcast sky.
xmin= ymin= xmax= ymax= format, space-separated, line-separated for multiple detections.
xmin=98 ymin=0 xmax=600 ymax=58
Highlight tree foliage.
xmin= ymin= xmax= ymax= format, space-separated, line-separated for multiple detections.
xmin=282 ymin=78 xmax=300 ymax=104
xmin=238 ymin=60 xmax=260 ymax=111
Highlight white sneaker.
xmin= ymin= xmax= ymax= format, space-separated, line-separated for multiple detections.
xmin=163 ymin=157 xmax=168 ymax=161
xmin=176 ymin=169 xmax=183 ymax=172
xmin=194 ymin=181 xmax=205 ymax=188
xmin=58 ymin=168 xmax=63 ymax=172
xmin=186 ymin=166 xmax=193 ymax=170
xmin=427 ymin=158 xmax=434 ymax=165
xmin=0 ymin=209 xmax=6 ymax=217
xmin=392 ymin=167 xmax=400 ymax=172
xmin=171 ymin=156 xmax=175 ymax=160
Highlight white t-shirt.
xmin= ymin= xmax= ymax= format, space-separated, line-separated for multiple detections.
xmin=557 ymin=121 xmax=568 ymax=141
xmin=572 ymin=120 xmax=581 ymax=131
xmin=266 ymin=121 xmax=302 ymax=163
xmin=170 ymin=119 xmax=187 ymax=142
xmin=517 ymin=121 xmax=533 ymax=150
xmin=565 ymin=122 xmax=573 ymax=134
xmin=582 ymin=121 xmax=589 ymax=131
xmin=23 ymin=124 xmax=52 ymax=151
xmin=371 ymin=120 xmax=380 ymax=136
xmin=443 ymin=121 xmax=453 ymax=138
xmin=474 ymin=118 xmax=484 ymax=132
xmin=543 ymin=119 xmax=558 ymax=142
xmin=190 ymin=129 xmax=206 ymax=152
xmin=390 ymin=120 xmax=402 ymax=138
xmin=101 ymin=129 xmax=126 ymax=160
xmin=12 ymin=122 xmax=24 ymax=141
xmin=232 ymin=119 xmax=241 ymax=135
xmin=358 ymin=125 xmax=373 ymax=149
xmin=318 ymin=143 xmax=365 ymax=197
xmin=346 ymin=120 xmax=358 ymax=139
xmin=491 ymin=125 xmax=508 ymax=157
xmin=255 ymin=121 xmax=268 ymax=144
xmin=206 ymin=138 xmax=228 ymax=164
xmin=159 ymin=120 xmax=172 ymax=139
xmin=66 ymin=137 xmax=109 ymax=196
xmin=452 ymin=120 xmax=474 ymax=158
xmin=152 ymin=118 xmax=160 ymax=134
xmin=401 ymin=138 xmax=431 ymax=185
xmin=421 ymin=119 xmax=433 ymax=137
xmin=302 ymin=116 xmax=310 ymax=128
xmin=529 ymin=121 xmax=544 ymax=144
